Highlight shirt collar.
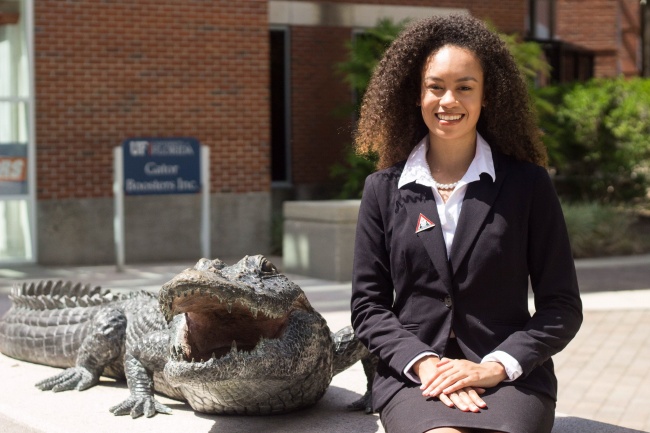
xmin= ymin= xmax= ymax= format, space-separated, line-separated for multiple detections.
xmin=398 ymin=133 xmax=495 ymax=189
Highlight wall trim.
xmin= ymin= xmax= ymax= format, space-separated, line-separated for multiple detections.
xmin=269 ymin=1 xmax=469 ymax=27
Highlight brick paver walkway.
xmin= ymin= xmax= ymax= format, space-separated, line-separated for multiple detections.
xmin=555 ymin=310 xmax=650 ymax=431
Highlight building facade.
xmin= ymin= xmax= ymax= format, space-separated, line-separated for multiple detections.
xmin=0 ymin=0 xmax=642 ymax=265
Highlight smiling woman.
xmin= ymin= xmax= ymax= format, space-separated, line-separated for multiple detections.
xmin=351 ymin=14 xmax=582 ymax=433
xmin=419 ymin=45 xmax=485 ymax=188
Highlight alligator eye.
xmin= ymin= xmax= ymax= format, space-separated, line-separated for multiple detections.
xmin=261 ymin=259 xmax=278 ymax=275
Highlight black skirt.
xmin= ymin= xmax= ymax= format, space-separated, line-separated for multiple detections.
xmin=379 ymin=339 xmax=556 ymax=433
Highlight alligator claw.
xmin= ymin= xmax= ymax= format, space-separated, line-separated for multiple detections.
xmin=347 ymin=390 xmax=373 ymax=414
xmin=35 ymin=367 xmax=98 ymax=392
xmin=109 ymin=396 xmax=172 ymax=418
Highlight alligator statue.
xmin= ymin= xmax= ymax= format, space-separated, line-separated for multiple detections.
xmin=0 ymin=255 xmax=376 ymax=418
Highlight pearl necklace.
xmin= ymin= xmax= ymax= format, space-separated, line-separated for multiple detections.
xmin=432 ymin=179 xmax=460 ymax=190
xmin=426 ymin=160 xmax=460 ymax=190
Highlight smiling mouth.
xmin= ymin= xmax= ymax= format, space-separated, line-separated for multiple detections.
xmin=436 ymin=113 xmax=464 ymax=121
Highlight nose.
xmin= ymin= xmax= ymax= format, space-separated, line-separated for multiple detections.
xmin=439 ymin=90 xmax=457 ymax=106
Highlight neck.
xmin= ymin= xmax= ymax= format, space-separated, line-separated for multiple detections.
xmin=426 ymin=133 xmax=477 ymax=184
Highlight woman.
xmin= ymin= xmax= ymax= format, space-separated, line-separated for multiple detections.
xmin=350 ymin=15 xmax=582 ymax=433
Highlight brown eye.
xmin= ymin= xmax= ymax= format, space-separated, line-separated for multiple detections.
xmin=261 ymin=259 xmax=278 ymax=275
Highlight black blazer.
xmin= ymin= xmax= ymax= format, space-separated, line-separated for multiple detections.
xmin=350 ymin=151 xmax=583 ymax=411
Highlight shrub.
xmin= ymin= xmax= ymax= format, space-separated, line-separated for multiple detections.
xmin=562 ymin=201 xmax=650 ymax=258
xmin=537 ymin=78 xmax=650 ymax=203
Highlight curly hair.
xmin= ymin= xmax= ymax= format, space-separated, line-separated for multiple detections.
xmin=354 ymin=14 xmax=547 ymax=169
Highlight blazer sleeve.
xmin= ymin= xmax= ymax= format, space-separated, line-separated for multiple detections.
xmin=351 ymin=175 xmax=434 ymax=379
xmin=492 ymin=166 xmax=583 ymax=377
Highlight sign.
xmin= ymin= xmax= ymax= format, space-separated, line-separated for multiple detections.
xmin=0 ymin=143 xmax=28 ymax=195
xmin=122 ymin=137 xmax=201 ymax=195
xmin=113 ymin=141 xmax=211 ymax=271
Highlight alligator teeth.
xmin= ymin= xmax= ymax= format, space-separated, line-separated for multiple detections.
xmin=226 ymin=301 xmax=233 ymax=314
xmin=231 ymin=340 xmax=238 ymax=354
xmin=250 ymin=306 xmax=258 ymax=319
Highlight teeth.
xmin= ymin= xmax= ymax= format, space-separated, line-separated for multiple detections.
xmin=231 ymin=340 xmax=238 ymax=354
xmin=250 ymin=306 xmax=258 ymax=319
xmin=438 ymin=113 xmax=462 ymax=121
xmin=226 ymin=301 xmax=233 ymax=313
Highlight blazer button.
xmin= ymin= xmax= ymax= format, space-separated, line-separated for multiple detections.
xmin=444 ymin=295 xmax=452 ymax=308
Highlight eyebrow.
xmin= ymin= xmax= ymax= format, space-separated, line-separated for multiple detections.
xmin=424 ymin=76 xmax=480 ymax=83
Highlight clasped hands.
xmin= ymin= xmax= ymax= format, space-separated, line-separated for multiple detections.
xmin=413 ymin=355 xmax=508 ymax=412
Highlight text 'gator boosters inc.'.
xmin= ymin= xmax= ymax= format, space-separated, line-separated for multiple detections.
xmin=123 ymin=138 xmax=201 ymax=195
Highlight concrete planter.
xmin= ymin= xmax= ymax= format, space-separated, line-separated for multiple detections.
xmin=283 ymin=200 xmax=360 ymax=282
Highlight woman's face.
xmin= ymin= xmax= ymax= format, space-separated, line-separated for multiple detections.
xmin=419 ymin=45 xmax=485 ymax=145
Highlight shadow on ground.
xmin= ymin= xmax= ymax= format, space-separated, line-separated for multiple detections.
xmin=553 ymin=416 xmax=646 ymax=433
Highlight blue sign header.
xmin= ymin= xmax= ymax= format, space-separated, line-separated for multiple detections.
xmin=122 ymin=137 xmax=201 ymax=195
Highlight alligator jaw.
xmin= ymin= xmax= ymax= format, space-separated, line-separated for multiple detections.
xmin=160 ymin=257 xmax=312 ymax=364
xmin=169 ymin=298 xmax=292 ymax=363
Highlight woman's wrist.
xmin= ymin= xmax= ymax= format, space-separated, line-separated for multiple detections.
xmin=483 ymin=361 xmax=508 ymax=382
xmin=413 ymin=354 xmax=440 ymax=377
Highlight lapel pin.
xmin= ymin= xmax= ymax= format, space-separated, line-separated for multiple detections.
xmin=415 ymin=213 xmax=435 ymax=234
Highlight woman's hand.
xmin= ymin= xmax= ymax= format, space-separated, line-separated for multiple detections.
xmin=413 ymin=356 xmax=488 ymax=412
xmin=421 ymin=358 xmax=508 ymax=398
xmin=438 ymin=387 xmax=486 ymax=412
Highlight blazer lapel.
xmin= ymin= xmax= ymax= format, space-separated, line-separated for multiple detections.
xmin=449 ymin=157 xmax=507 ymax=277
xmin=398 ymin=184 xmax=453 ymax=287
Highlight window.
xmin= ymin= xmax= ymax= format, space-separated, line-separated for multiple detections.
xmin=0 ymin=0 xmax=35 ymax=262
xmin=528 ymin=0 xmax=555 ymax=40
xmin=270 ymin=28 xmax=291 ymax=184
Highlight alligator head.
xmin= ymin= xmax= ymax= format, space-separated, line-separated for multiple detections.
xmin=158 ymin=255 xmax=333 ymax=415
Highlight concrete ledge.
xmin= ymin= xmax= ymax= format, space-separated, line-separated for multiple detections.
xmin=283 ymin=200 xmax=360 ymax=282
xmin=0 ymin=311 xmax=383 ymax=433
xmin=0 ymin=309 xmax=642 ymax=433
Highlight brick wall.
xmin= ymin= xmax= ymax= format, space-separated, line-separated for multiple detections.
xmin=556 ymin=0 xmax=640 ymax=77
xmin=290 ymin=25 xmax=351 ymax=185
xmin=34 ymin=0 xmax=270 ymax=200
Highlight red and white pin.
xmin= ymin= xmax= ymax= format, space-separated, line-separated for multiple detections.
xmin=415 ymin=213 xmax=435 ymax=233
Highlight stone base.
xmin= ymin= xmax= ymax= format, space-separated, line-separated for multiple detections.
xmin=283 ymin=200 xmax=360 ymax=281
xmin=37 ymin=192 xmax=270 ymax=265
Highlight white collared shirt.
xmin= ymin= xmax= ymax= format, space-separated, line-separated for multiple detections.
xmin=398 ymin=133 xmax=495 ymax=259
xmin=398 ymin=133 xmax=523 ymax=383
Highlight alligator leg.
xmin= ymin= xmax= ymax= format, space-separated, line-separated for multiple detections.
xmin=331 ymin=325 xmax=377 ymax=414
xmin=36 ymin=308 xmax=127 ymax=392
xmin=109 ymin=330 xmax=173 ymax=418
xmin=347 ymin=353 xmax=378 ymax=414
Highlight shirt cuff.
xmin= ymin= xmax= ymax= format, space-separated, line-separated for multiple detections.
xmin=403 ymin=351 xmax=439 ymax=384
xmin=481 ymin=350 xmax=523 ymax=381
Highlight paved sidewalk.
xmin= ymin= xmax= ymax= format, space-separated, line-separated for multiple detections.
xmin=0 ymin=254 xmax=649 ymax=432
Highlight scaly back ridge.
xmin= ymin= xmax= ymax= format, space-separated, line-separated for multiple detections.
xmin=9 ymin=280 xmax=120 ymax=310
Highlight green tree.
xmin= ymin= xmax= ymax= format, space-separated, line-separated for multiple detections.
xmin=330 ymin=19 xmax=404 ymax=198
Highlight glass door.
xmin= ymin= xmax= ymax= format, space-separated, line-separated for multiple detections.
xmin=0 ymin=0 xmax=35 ymax=262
